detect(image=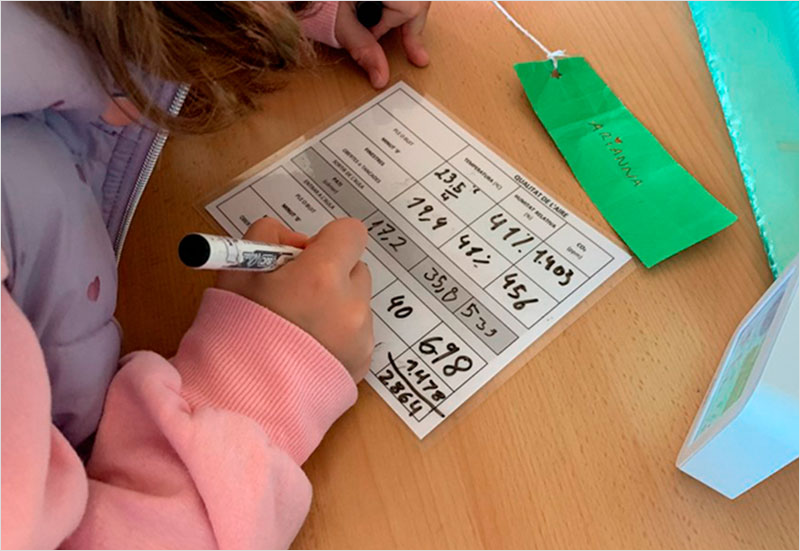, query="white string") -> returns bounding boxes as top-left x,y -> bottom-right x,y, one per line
491,0 -> 567,71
